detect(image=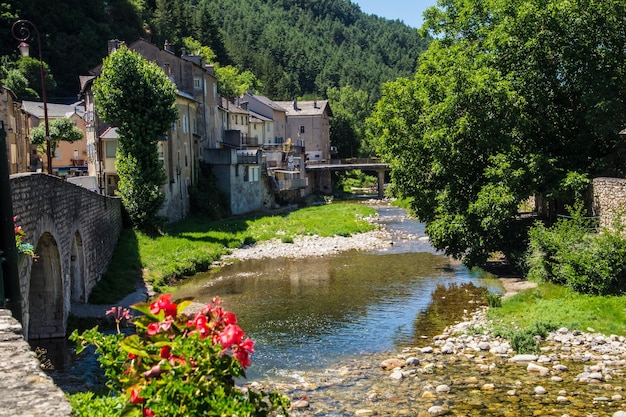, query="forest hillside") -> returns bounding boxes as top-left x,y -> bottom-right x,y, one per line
0,0 -> 430,102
